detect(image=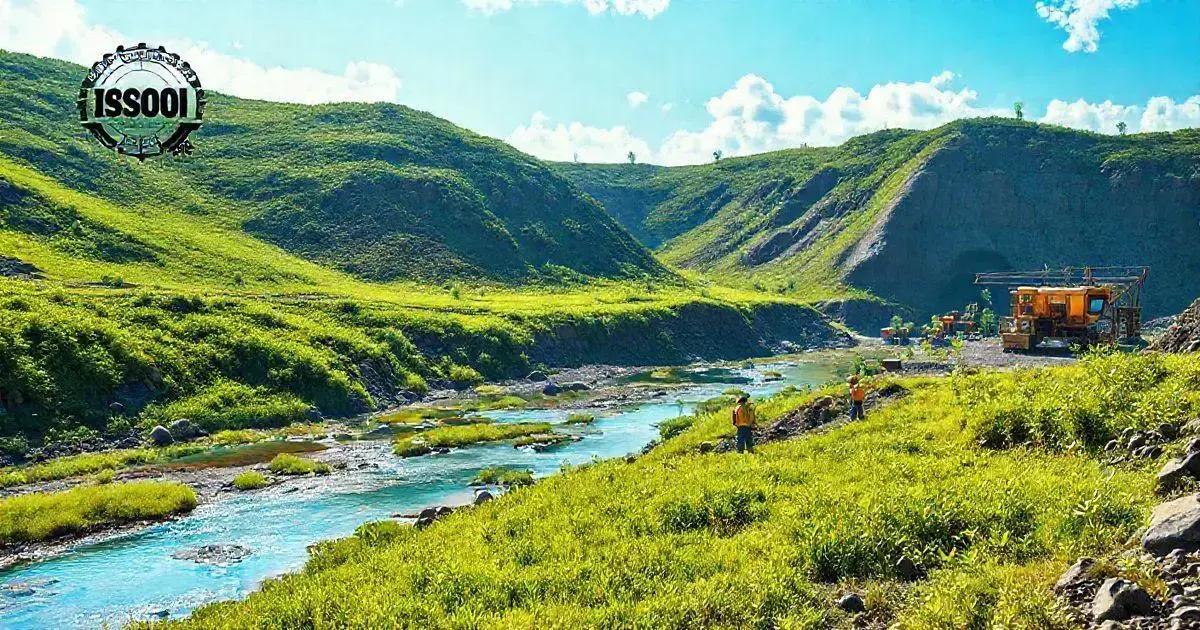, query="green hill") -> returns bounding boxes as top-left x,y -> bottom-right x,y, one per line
556,120 -> 1200,330
0,50 -> 844,449
0,50 -> 662,284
